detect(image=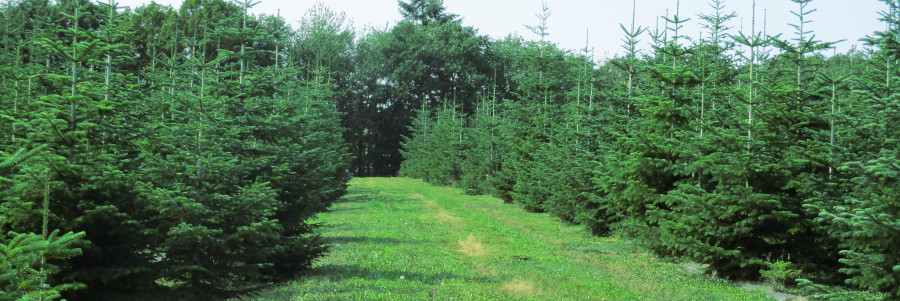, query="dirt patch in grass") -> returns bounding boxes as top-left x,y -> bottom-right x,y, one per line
502,279 -> 537,296
422,200 -> 438,208
410,193 -> 440,209
457,234 -> 485,257
435,211 -> 461,223
493,215 -> 542,234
